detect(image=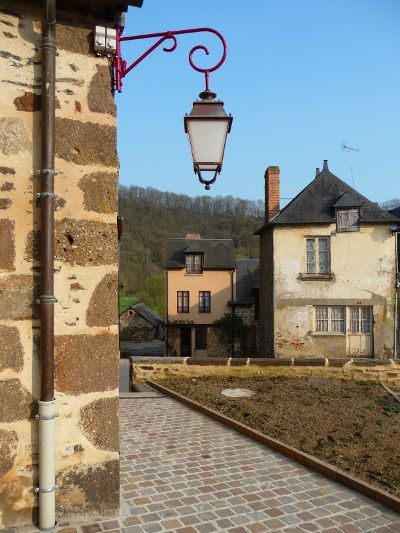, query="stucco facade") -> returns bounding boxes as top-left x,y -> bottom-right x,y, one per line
0,1 -> 122,526
258,163 -> 399,360
166,268 -> 235,357
272,224 -> 397,358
